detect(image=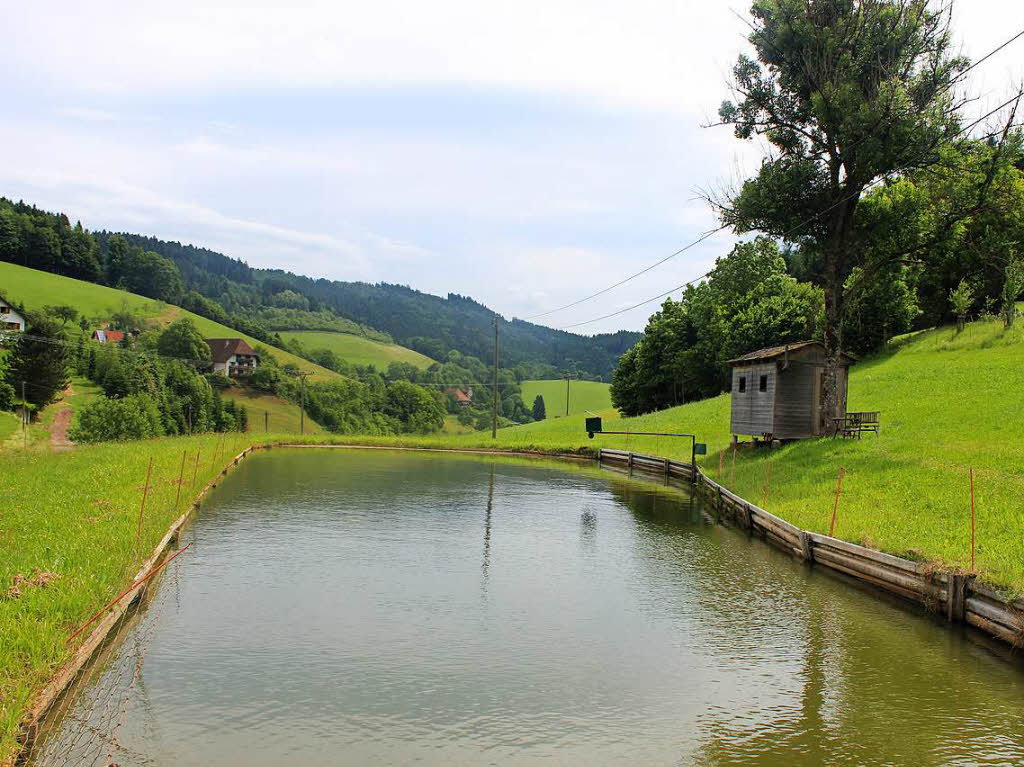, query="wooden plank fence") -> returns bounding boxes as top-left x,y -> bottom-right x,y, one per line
599,448 -> 1024,648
